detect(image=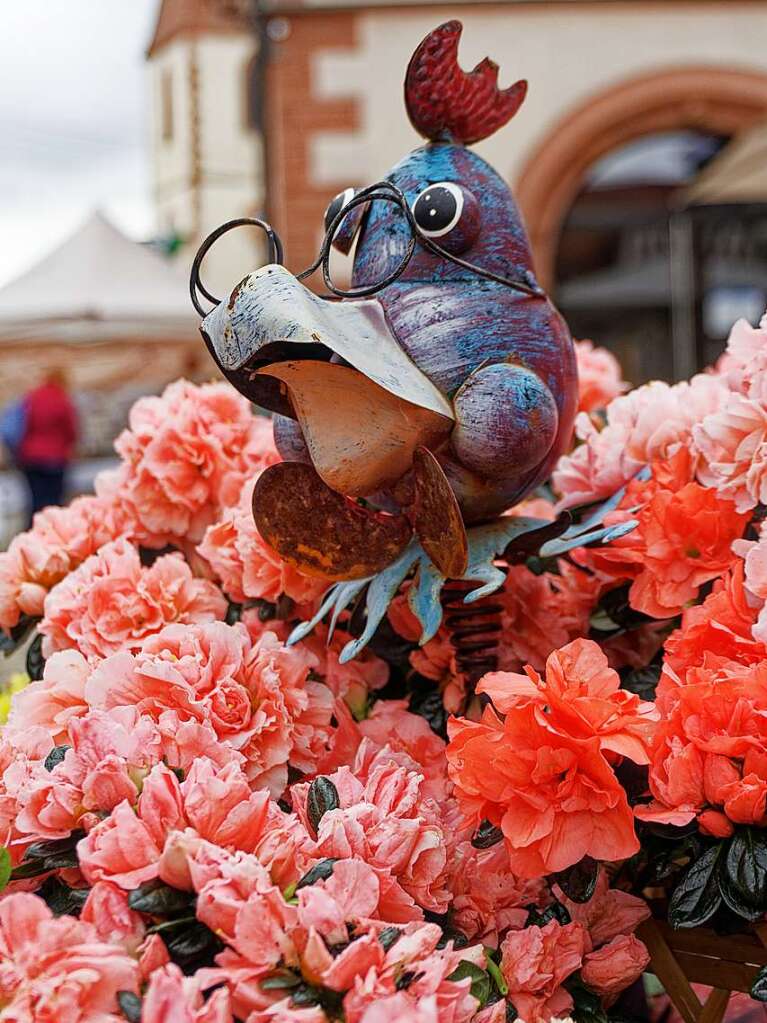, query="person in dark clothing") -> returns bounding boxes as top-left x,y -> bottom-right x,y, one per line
17,368 -> 78,525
